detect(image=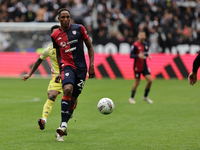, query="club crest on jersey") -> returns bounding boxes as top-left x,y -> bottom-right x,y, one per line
60,41 -> 67,48
65,73 -> 69,76
72,30 -> 76,35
